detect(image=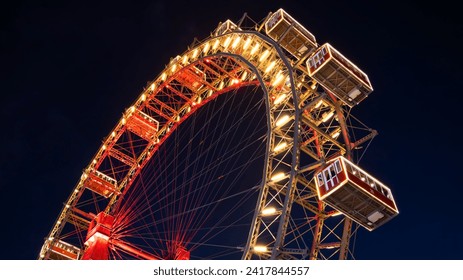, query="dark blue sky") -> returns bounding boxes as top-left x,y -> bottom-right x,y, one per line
1,0 -> 462,259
